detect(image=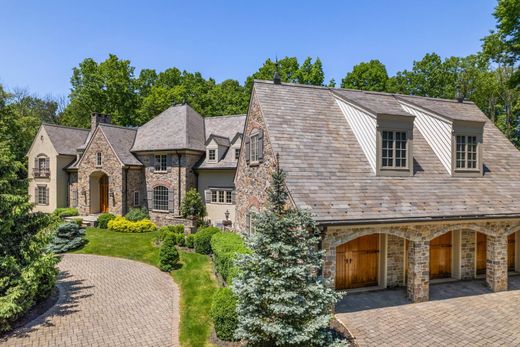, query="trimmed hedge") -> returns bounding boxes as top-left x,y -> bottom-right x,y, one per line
124,207 -> 149,222
185,234 -> 195,248
194,226 -> 220,254
97,213 -> 116,229
159,234 -> 179,272
210,232 -> 249,284
48,222 -> 86,253
53,208 -> 79,218
159,224 -> 185,234
107,216 -> 157,233
210,287 -> 238,341
175,233 -> 186,247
